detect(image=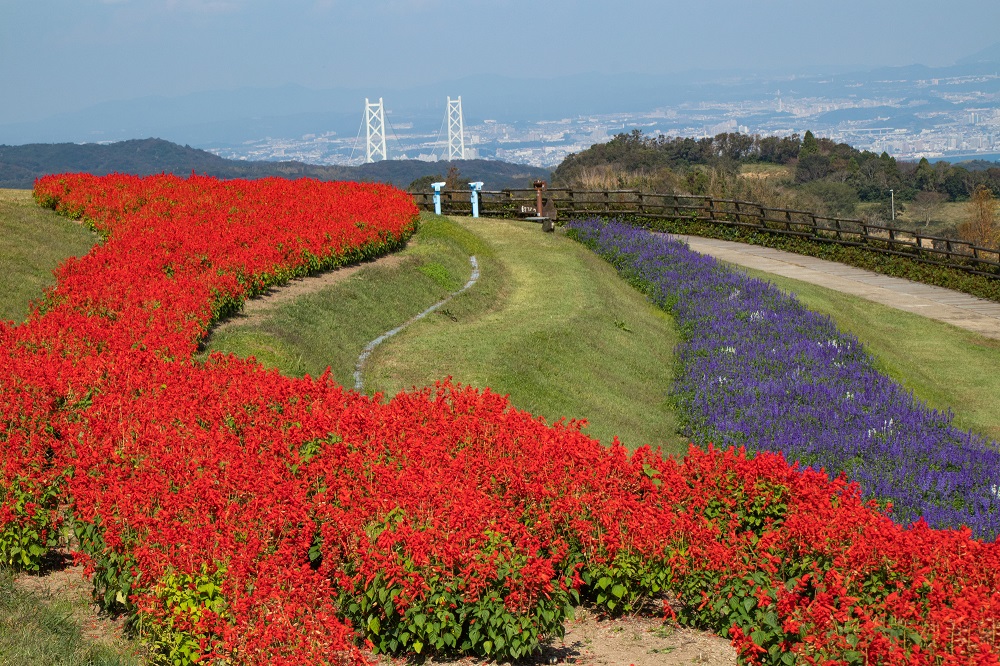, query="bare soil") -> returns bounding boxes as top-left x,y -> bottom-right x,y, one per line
378,607 -> 736,666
